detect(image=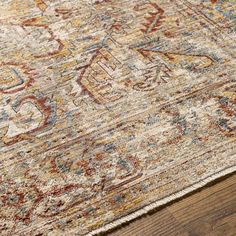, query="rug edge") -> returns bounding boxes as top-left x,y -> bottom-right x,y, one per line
86,166 -> 236,236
